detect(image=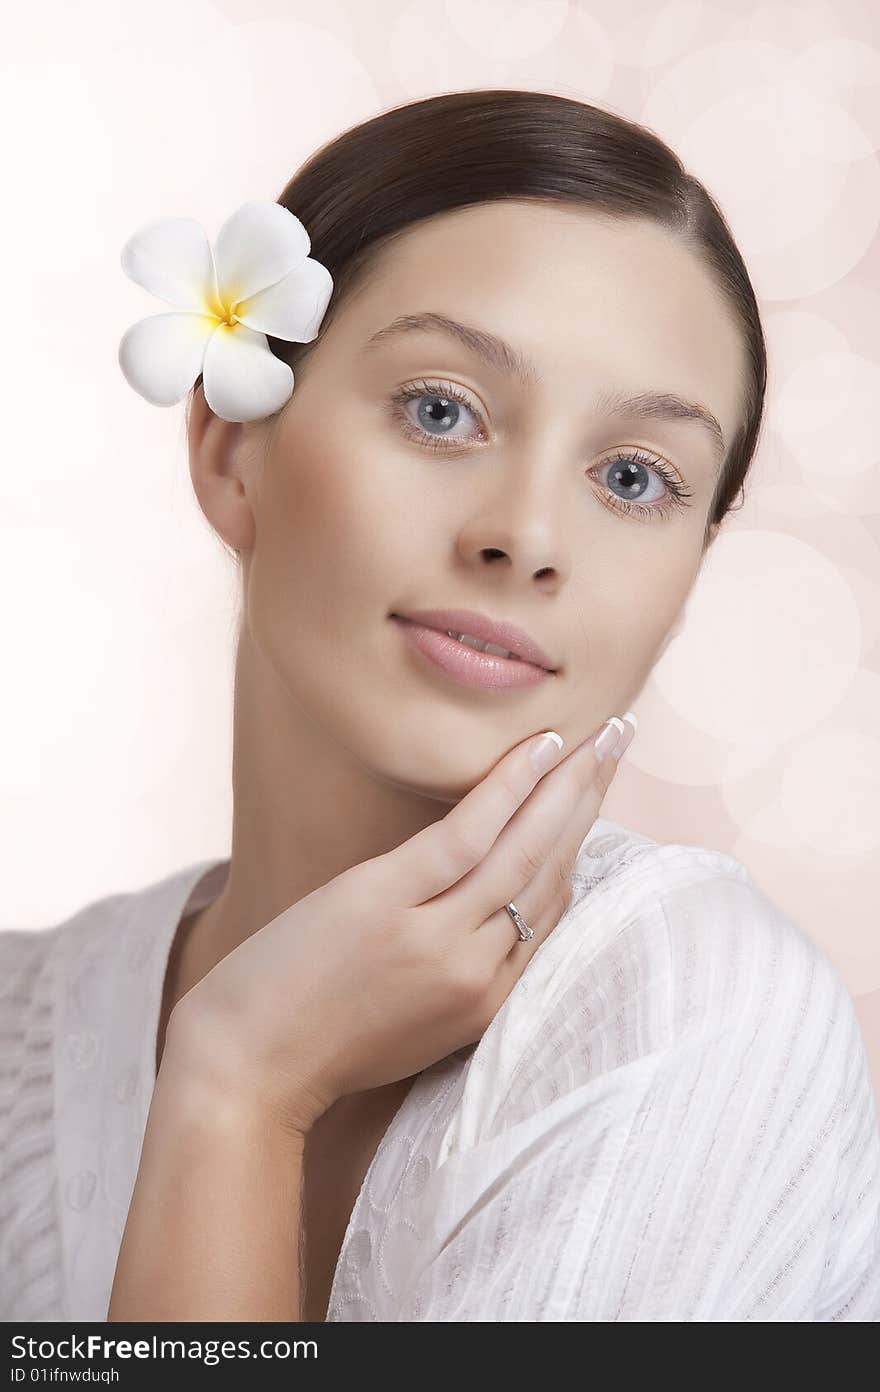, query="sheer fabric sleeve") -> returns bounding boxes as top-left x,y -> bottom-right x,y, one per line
0,928 -> 65,1320
392,871 -> 880,1321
